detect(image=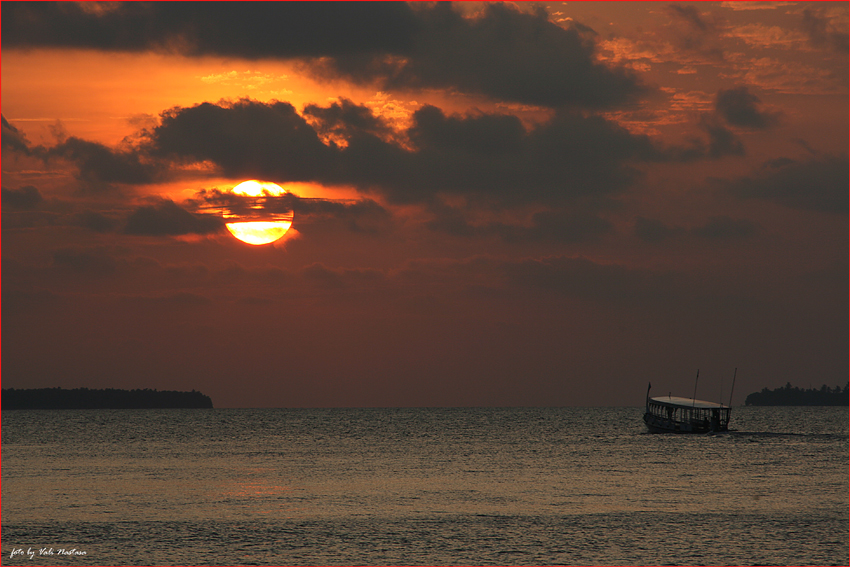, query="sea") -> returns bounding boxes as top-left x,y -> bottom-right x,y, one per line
2,407 -> 847,566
